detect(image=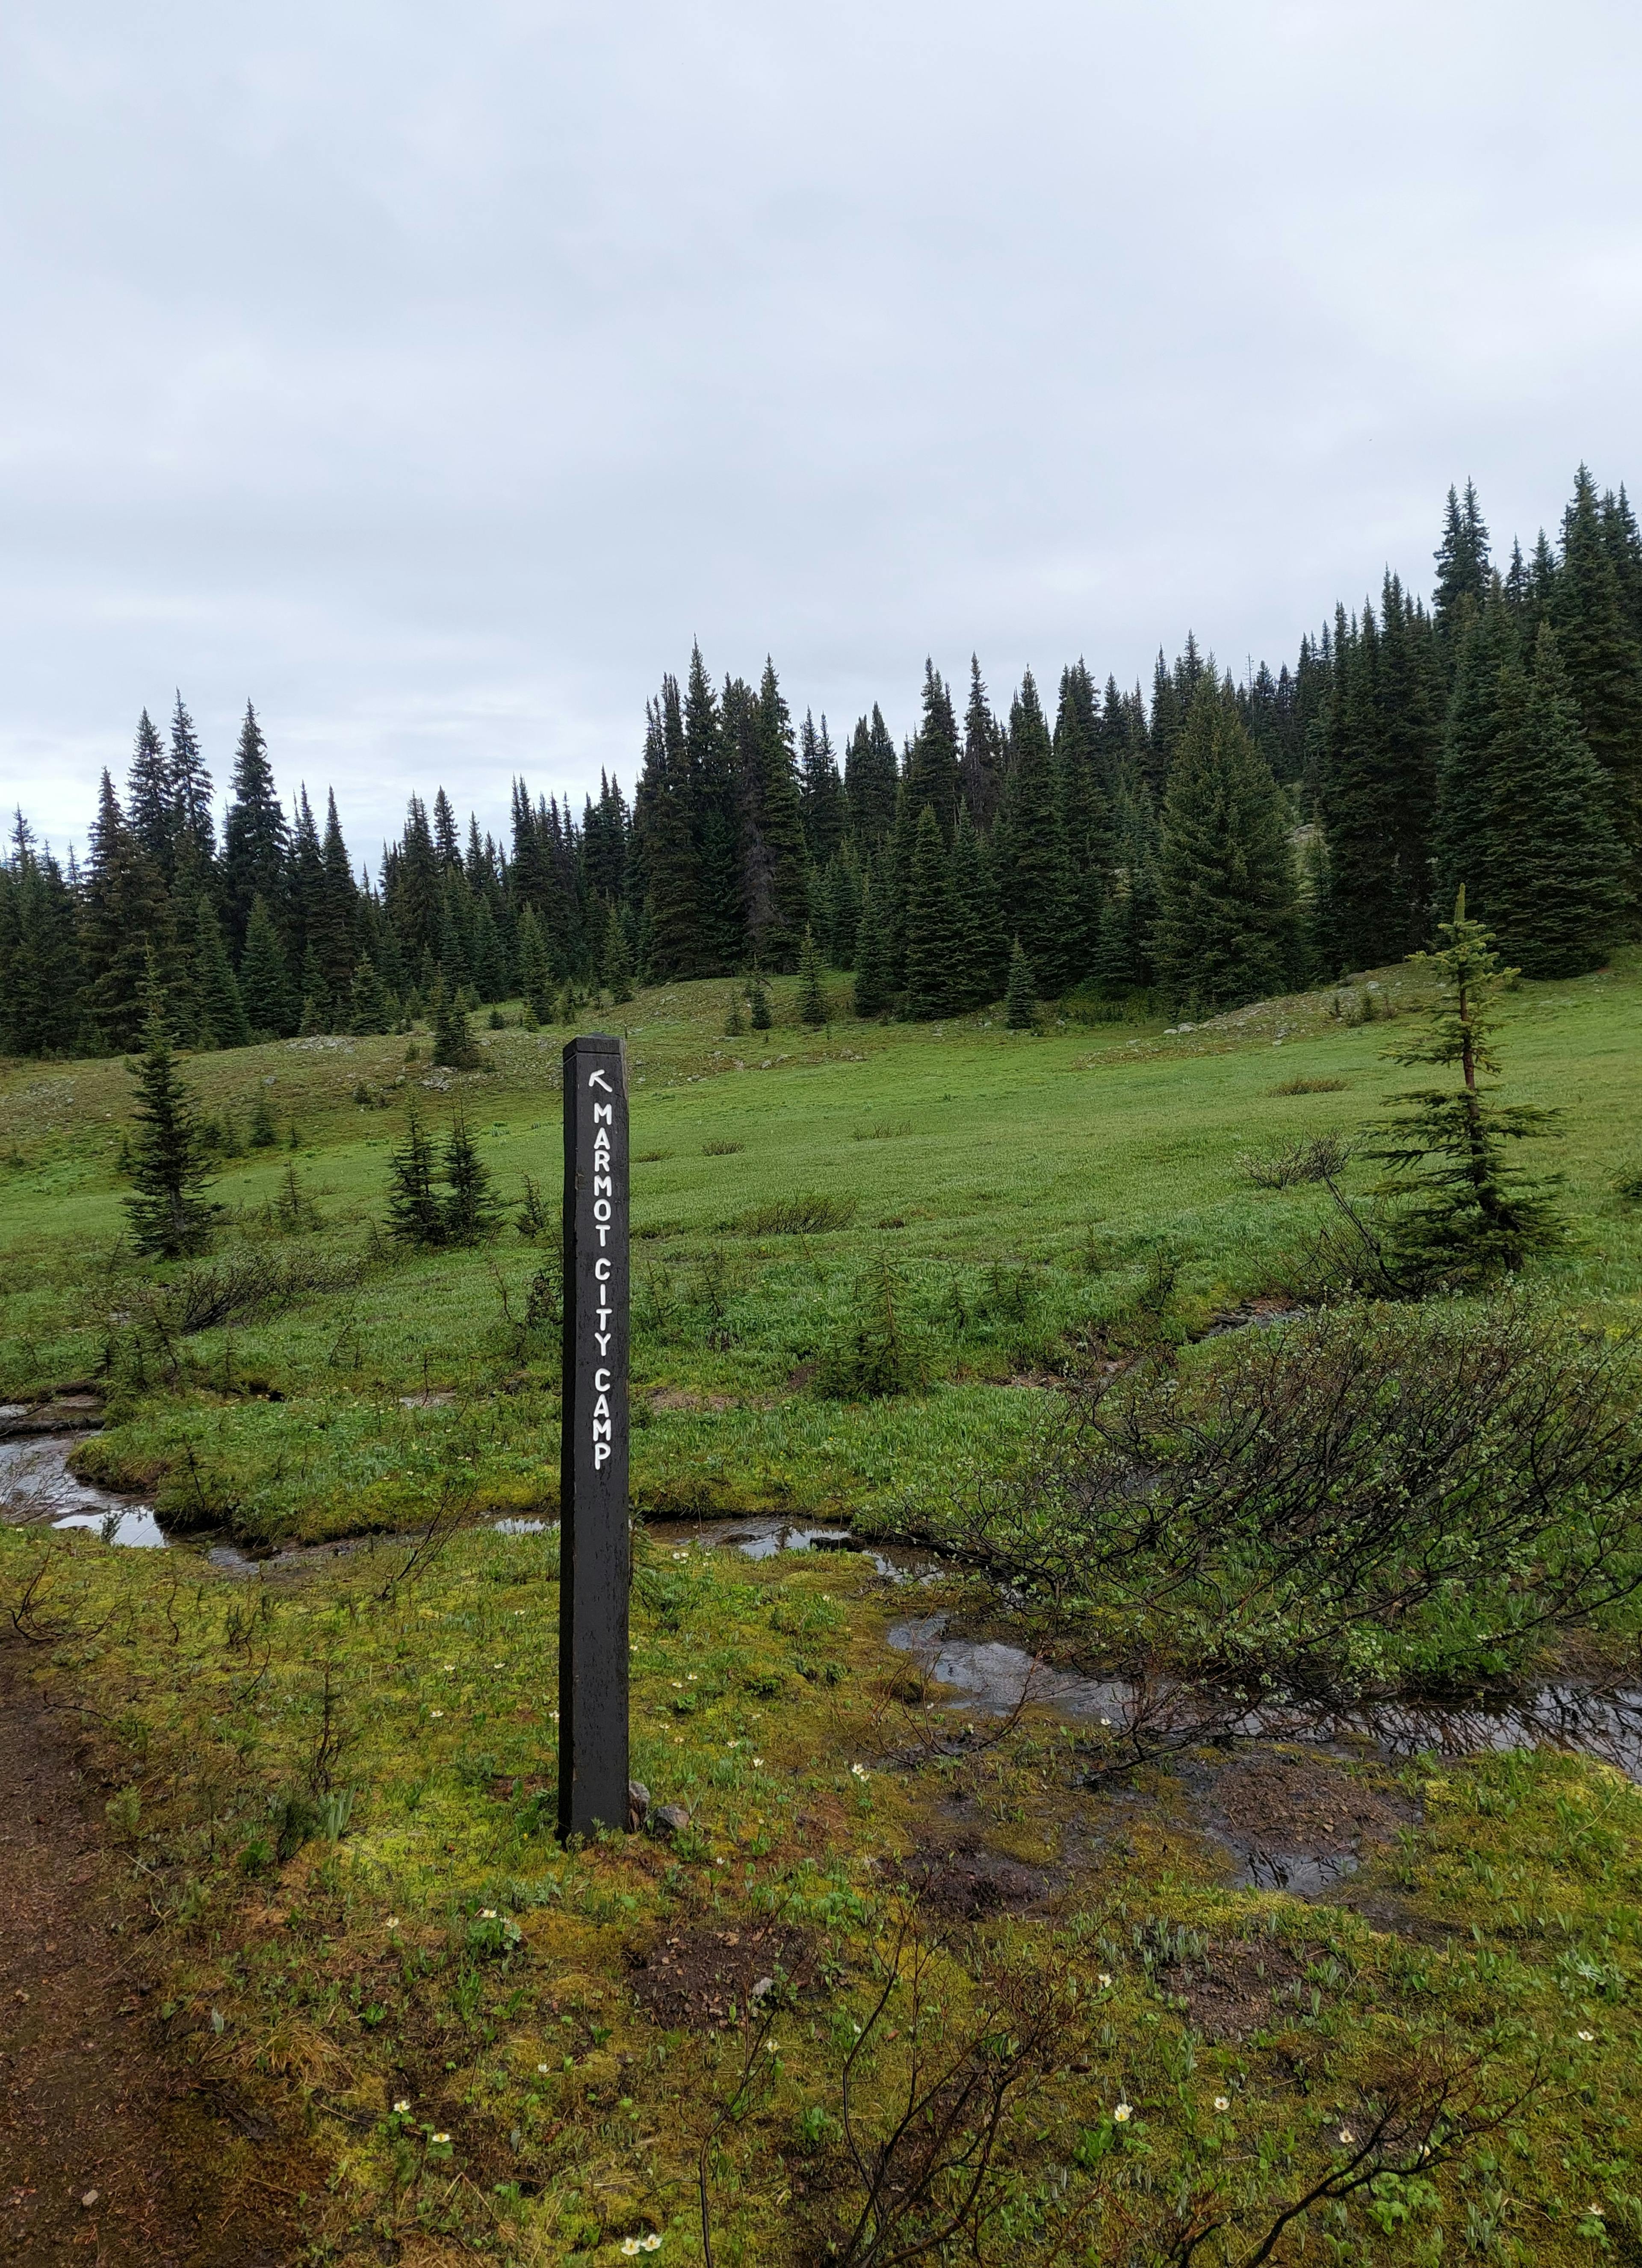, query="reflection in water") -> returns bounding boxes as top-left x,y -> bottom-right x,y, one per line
659,1516 -> 941,1582
886,1612 -> 1642,1784
0,1433 -> 166,1547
